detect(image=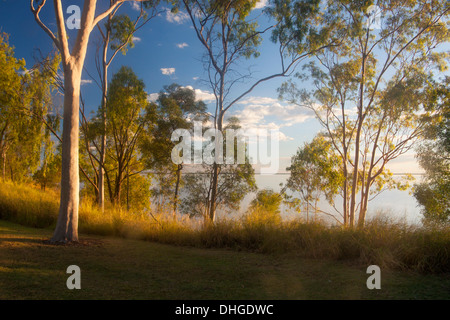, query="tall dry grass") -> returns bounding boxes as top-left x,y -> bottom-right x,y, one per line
0,180 -> 449,273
